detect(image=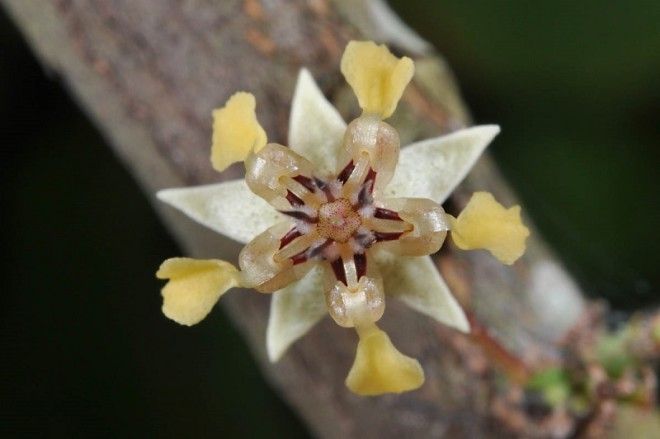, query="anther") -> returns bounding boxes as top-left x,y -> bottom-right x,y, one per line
279,227 -> 302,249
374,231 -> 404,242
286,190 -> 304,207
314,177 -> 335,202
293,175 -> 317,192
365,168 -> 377,193
330,258 -> 347,285
374,208 -> 401,221
280,210 -> 318,223
354,252 -> 367,280
337,161 -> 355,184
